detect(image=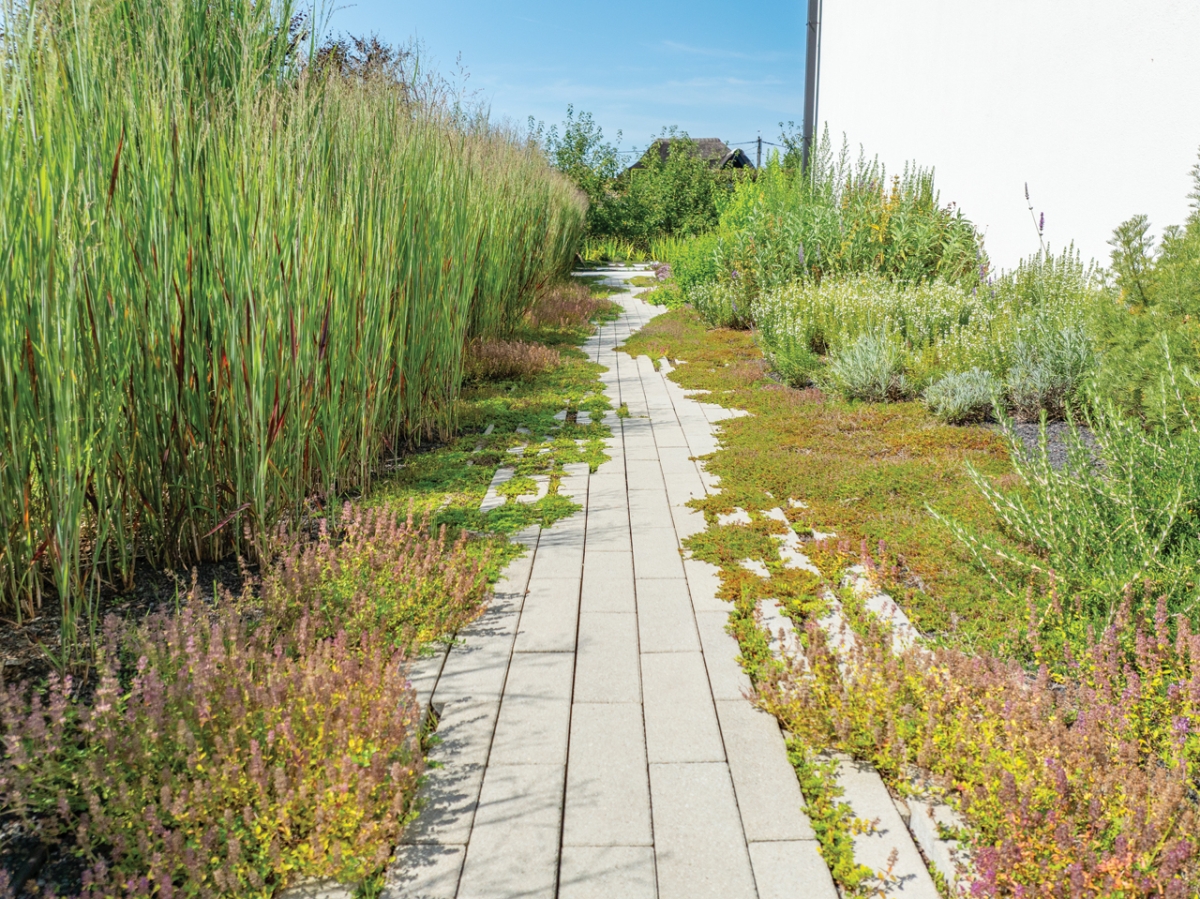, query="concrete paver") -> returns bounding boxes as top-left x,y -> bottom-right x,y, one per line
636,577 -> 702,653
715,700 -> 815,842
649,762 -> 758,899
558,847 -> 657,899
747,841 -> 836,899
641,652 -> 725,763
562,702 -> 653,847
574,612 -> 641,702
456,764 -> 566,899
388,269 -> 838,899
